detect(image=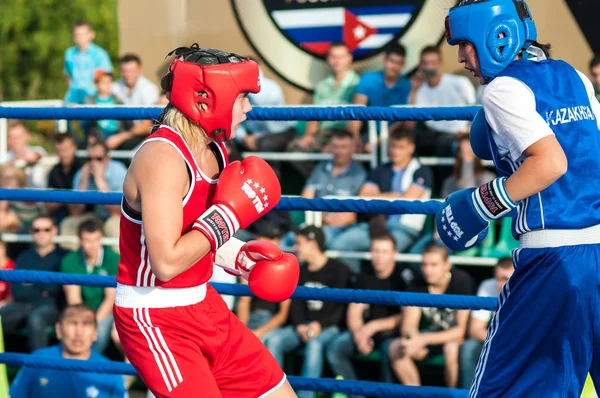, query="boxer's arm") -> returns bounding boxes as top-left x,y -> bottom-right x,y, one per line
134,142 -> 212,282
